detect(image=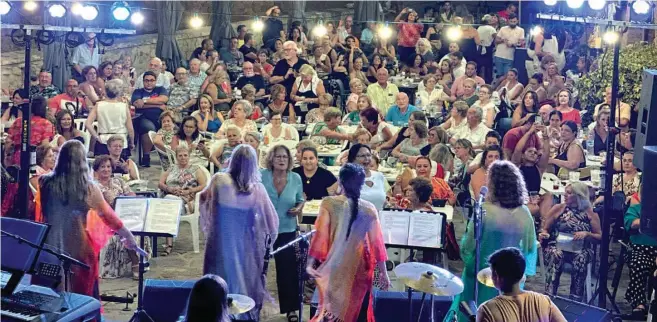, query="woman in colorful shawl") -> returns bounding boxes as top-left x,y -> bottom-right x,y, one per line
306,163 -> 390,322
